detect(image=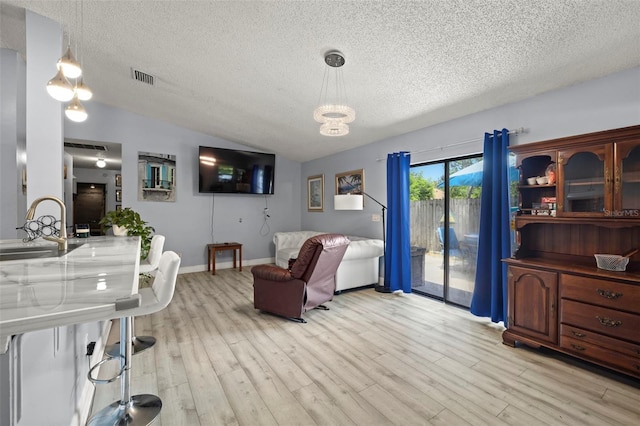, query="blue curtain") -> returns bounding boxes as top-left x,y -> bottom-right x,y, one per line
385,152 -> 411,293
470,129 -> 511,323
